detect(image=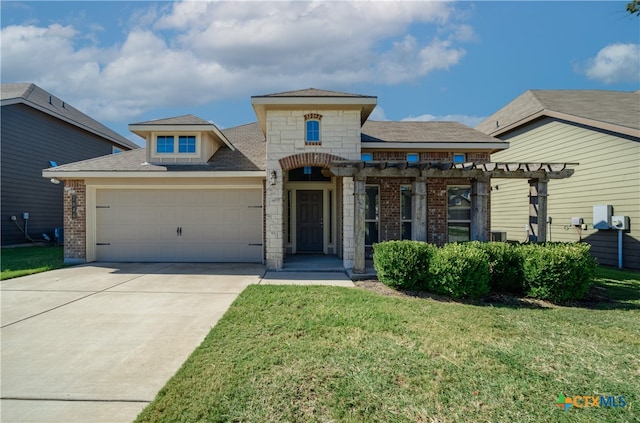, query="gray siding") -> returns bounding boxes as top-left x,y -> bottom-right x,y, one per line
1,104 -> 119,245
490,117 -> 640,270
